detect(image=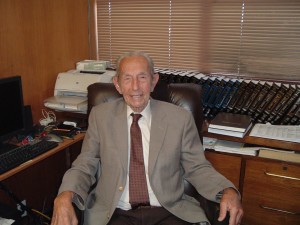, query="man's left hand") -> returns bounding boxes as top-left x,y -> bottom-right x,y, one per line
218,188 -> 243,225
